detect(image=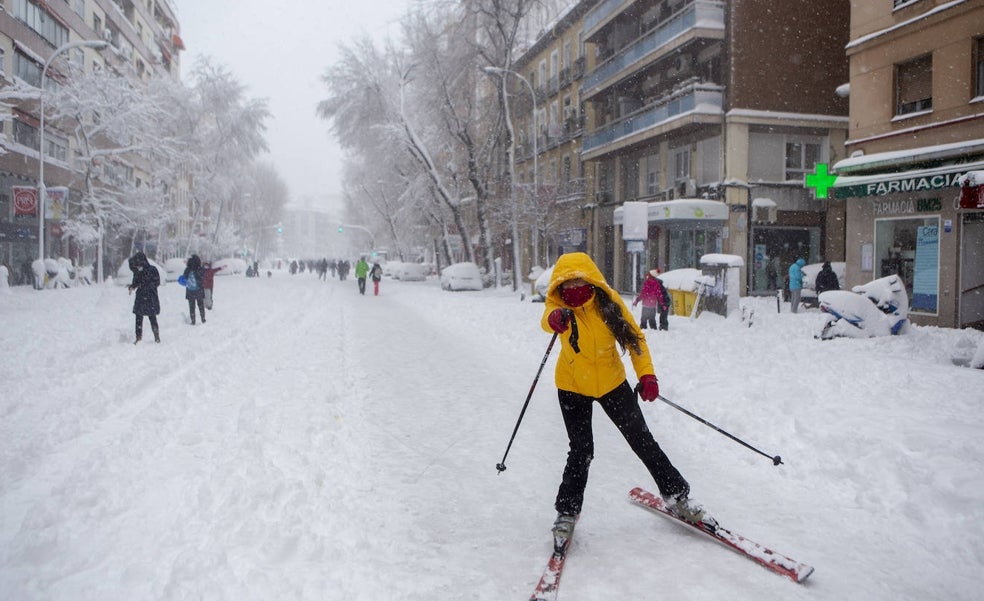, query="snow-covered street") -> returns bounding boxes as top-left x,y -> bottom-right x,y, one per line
1,272 -> 982,600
